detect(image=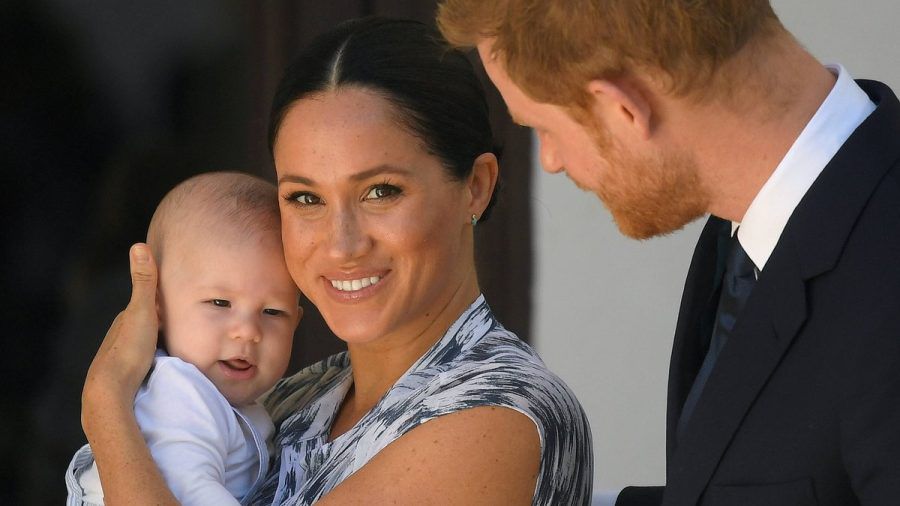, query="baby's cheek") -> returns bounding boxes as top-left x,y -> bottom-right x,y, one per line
267,335 -> 293,377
